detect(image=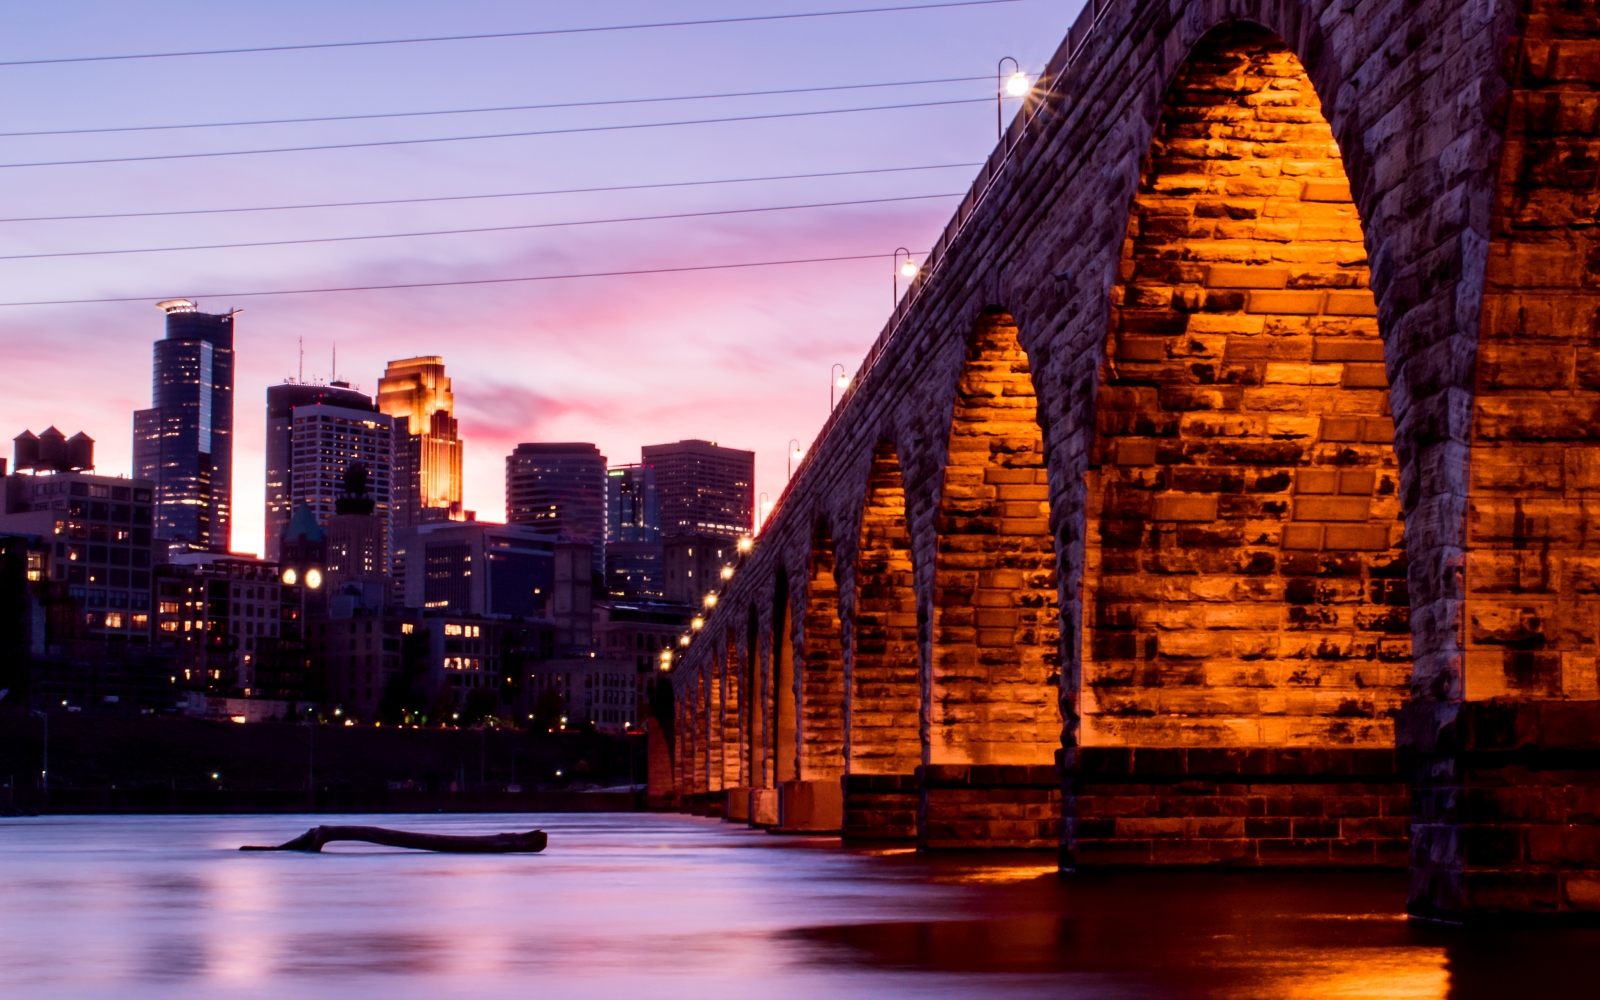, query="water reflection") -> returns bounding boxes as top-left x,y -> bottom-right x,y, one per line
0,814 -> 1593,999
